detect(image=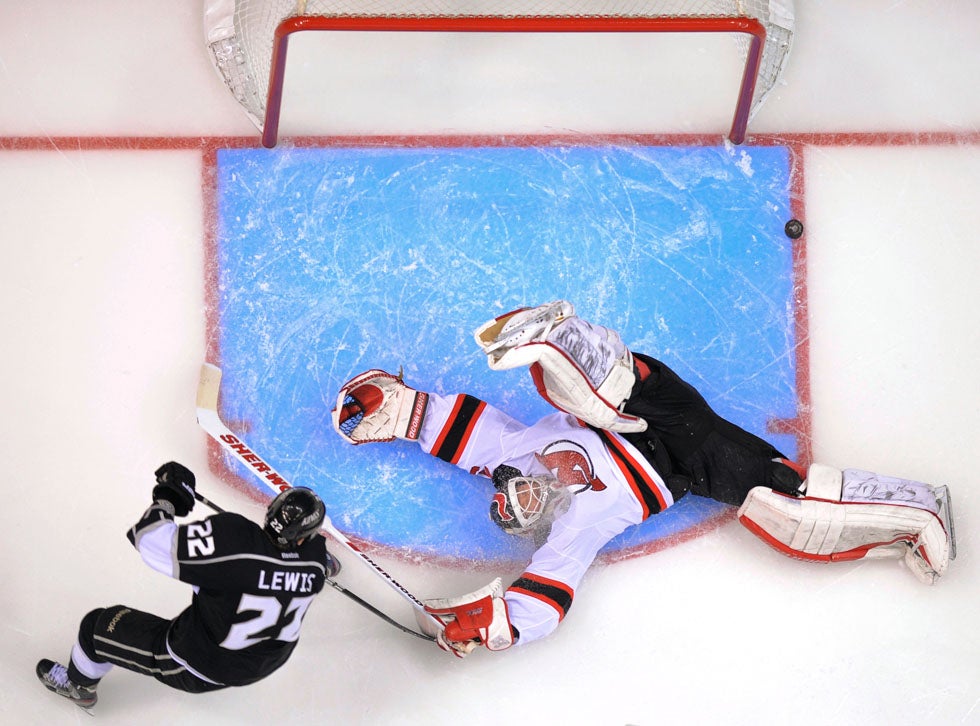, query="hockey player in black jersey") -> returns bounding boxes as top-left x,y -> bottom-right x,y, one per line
36,461 -> 340,709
